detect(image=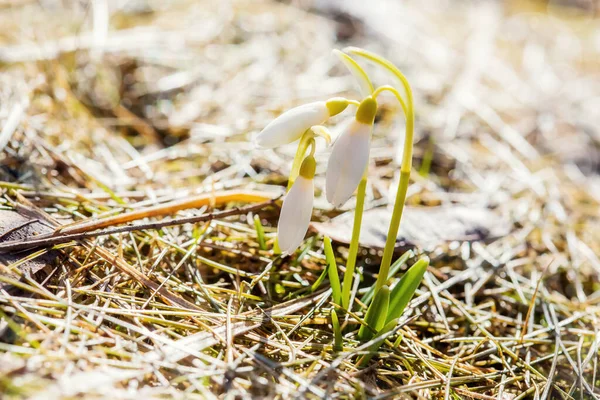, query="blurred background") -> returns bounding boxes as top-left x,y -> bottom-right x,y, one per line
1,0 -> 599,198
